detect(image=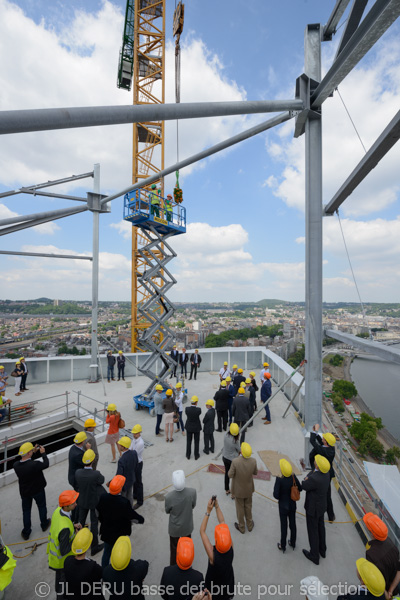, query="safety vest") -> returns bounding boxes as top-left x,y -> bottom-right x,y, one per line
47,508 -> 74,570
0,396 -> 3,407
0,546 -> 17,591
150,191 -> 160,205
165,199 -> 172,213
